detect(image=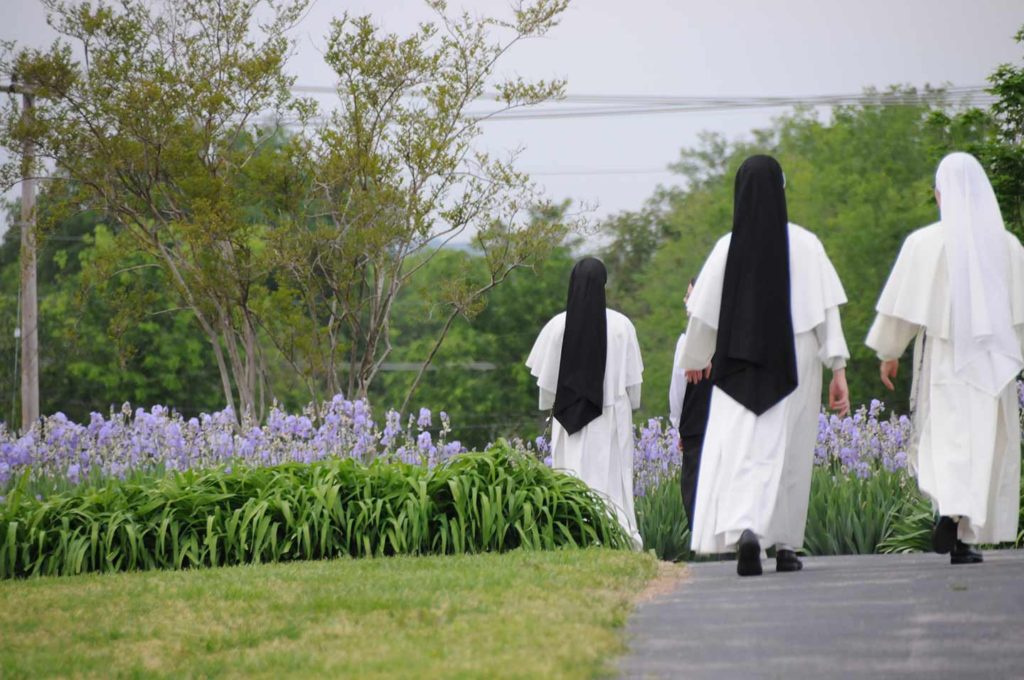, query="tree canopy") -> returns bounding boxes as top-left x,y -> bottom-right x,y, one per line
1,0 -> 573,424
